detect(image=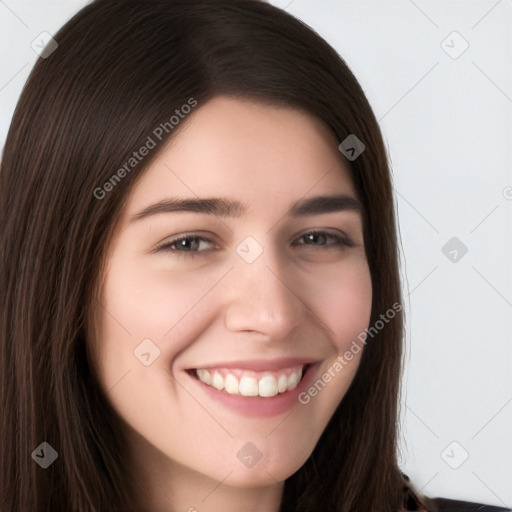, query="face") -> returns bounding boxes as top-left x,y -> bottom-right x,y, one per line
88,96 -> 372,495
